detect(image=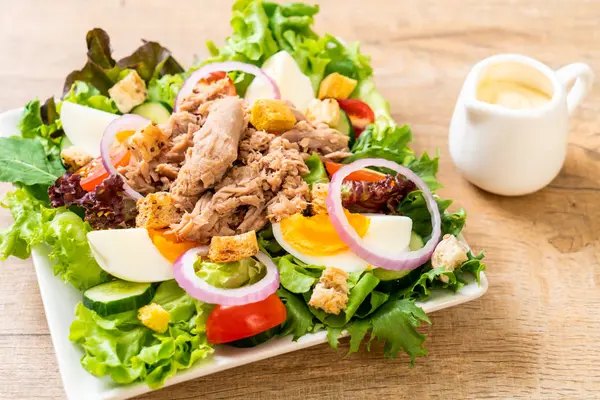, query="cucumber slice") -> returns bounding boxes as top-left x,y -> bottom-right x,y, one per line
373,232 -> 426,281
373,268 -> 410,281
334,110 -> 354,138
83,280 -> 155,317
132,102 -> 171,124
409,231 -> 425,251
